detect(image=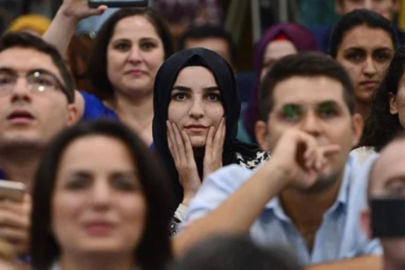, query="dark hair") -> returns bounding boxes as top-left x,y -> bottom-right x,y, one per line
0,31 -> 74,103
329,9 -> 398,58
171,234 -> 301,270
66,34 -> 95,93
178,25 -> 236,65
30,120 -> 174,270
87,8 -> 173,100
259,52 -> 356,122
360,46 -> 405,151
